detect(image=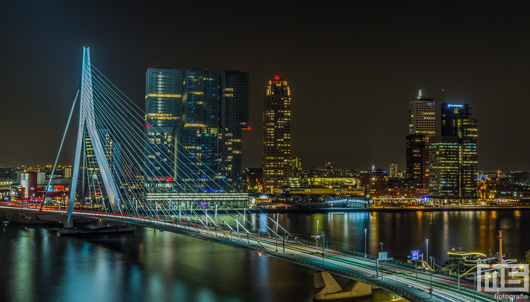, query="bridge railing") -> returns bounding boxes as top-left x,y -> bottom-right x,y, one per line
295,236 -> 420,270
